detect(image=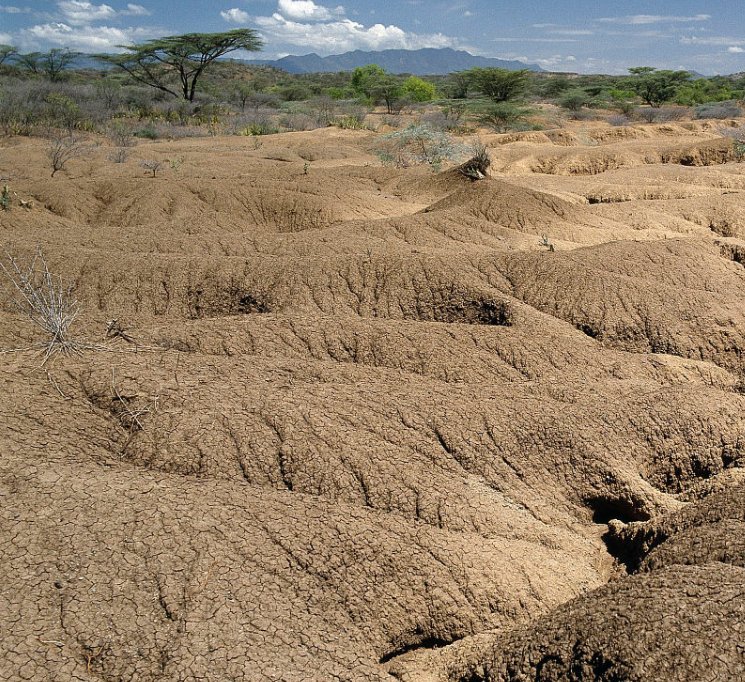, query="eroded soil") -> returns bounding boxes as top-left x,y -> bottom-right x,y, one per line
2,120 -> 745,681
